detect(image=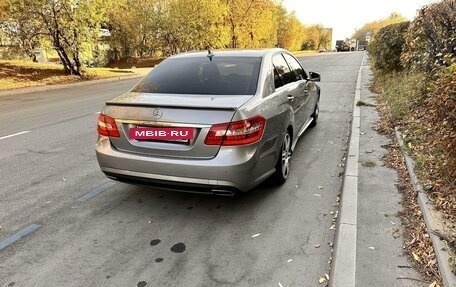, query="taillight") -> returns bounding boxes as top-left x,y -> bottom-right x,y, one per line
204,116 -> 266,146
97,113 -> 120,137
